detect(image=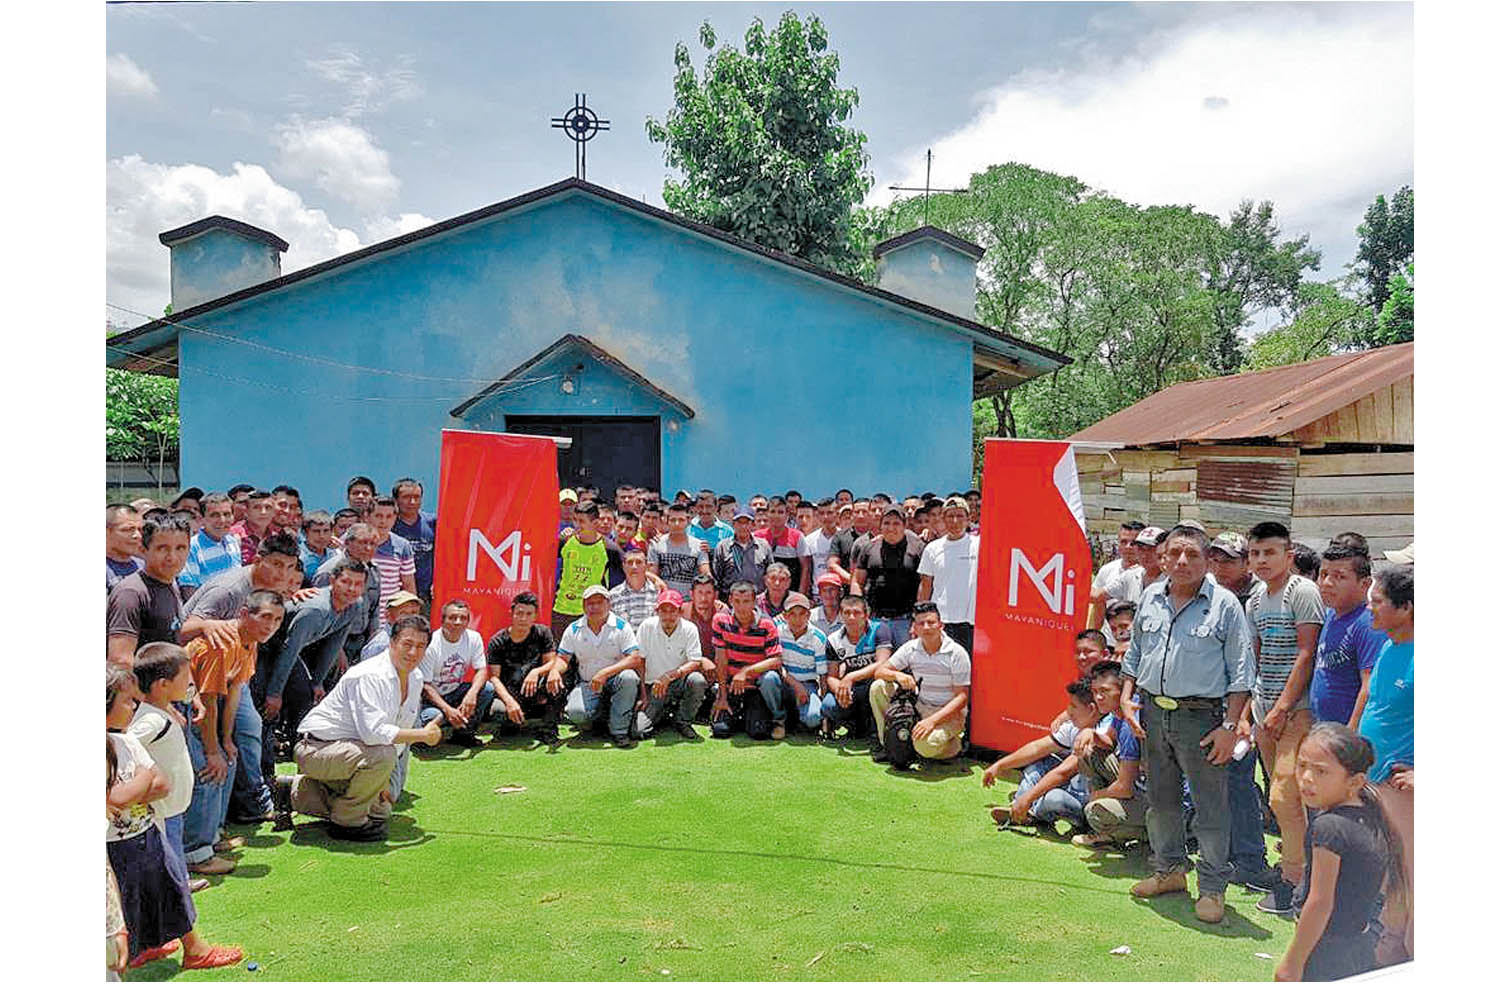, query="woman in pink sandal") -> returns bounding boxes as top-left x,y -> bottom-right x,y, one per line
106,665 -> 242,971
